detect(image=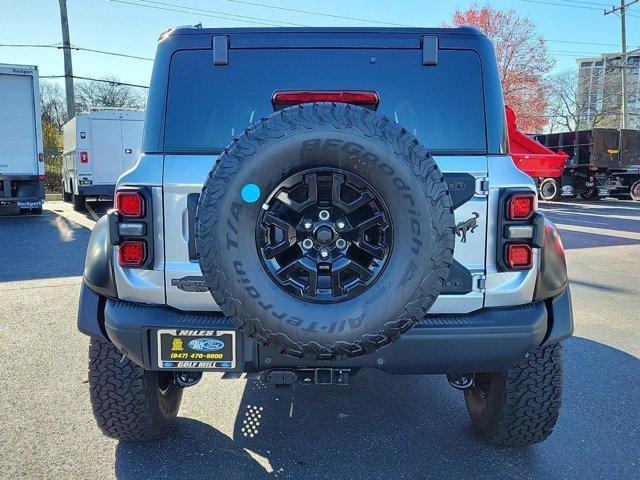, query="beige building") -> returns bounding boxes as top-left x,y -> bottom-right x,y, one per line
576,52 -> 640,129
